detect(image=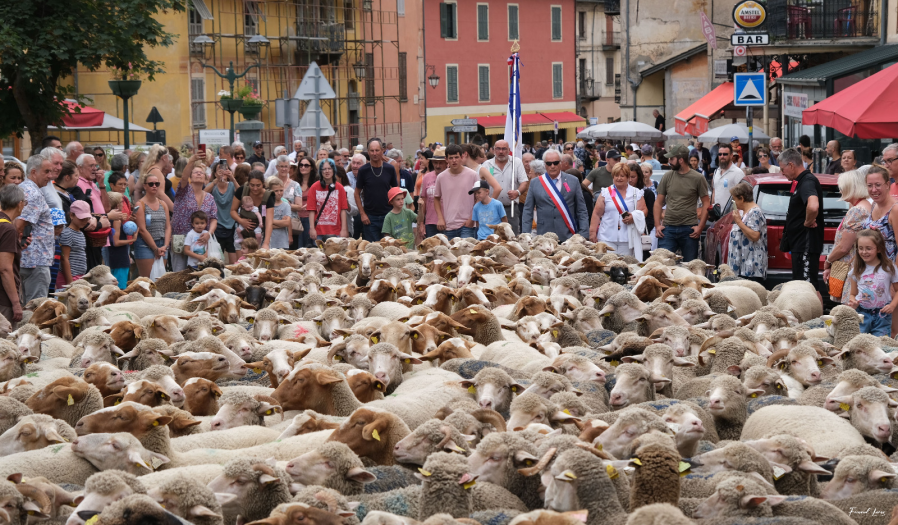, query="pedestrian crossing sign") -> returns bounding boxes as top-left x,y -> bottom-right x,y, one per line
734,73 -> 766,106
